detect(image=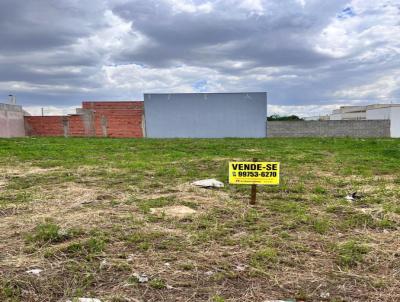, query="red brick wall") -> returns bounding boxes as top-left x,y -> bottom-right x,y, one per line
83,101 -> 143,138
67,115 -> 87,137
82,101 -> 143,110
24,101 -> 144,138
24,116 -> 65,136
